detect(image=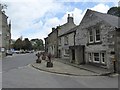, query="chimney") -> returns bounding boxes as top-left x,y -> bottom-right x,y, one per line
52,27 -> 55,31
67,14 -> 74,23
